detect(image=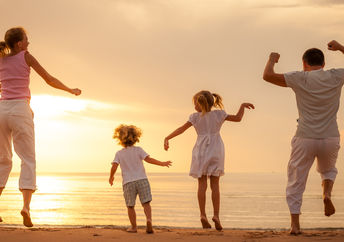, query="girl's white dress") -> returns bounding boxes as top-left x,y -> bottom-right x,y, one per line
188,110 -> 227,178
